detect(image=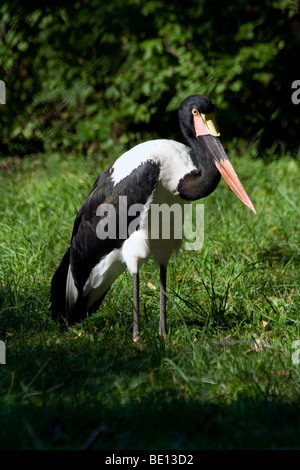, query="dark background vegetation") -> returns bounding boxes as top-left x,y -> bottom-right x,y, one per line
0,0 -> 299,158
1,0 -> 300,451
